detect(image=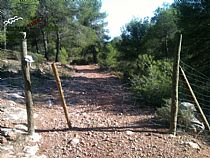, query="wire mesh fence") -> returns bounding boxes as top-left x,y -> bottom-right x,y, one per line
178,60 -> 210,133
